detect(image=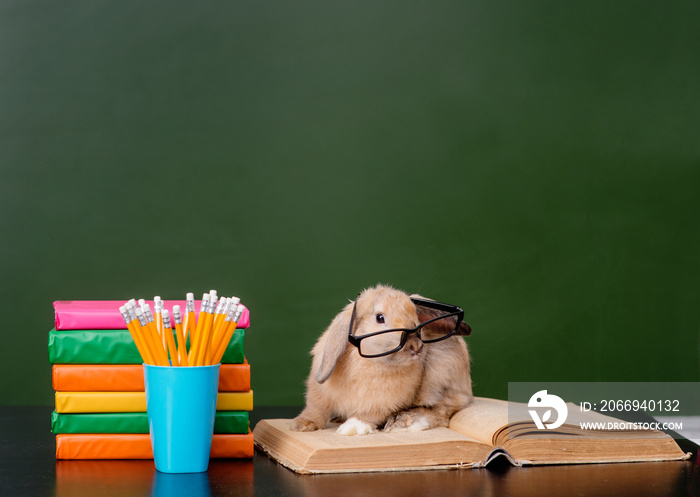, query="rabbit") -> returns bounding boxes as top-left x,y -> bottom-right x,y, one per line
291,284 -> 472,436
